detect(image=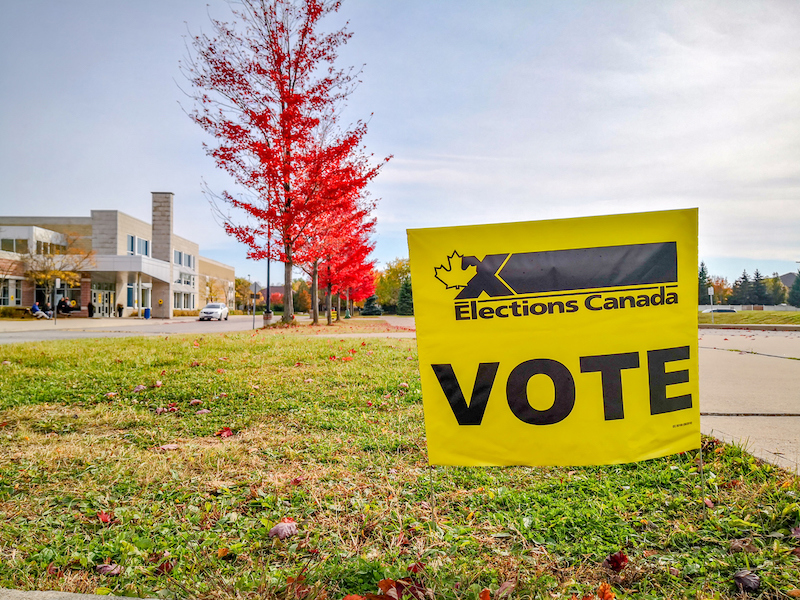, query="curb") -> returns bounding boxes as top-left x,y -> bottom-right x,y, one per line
699,323 -> 800,331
